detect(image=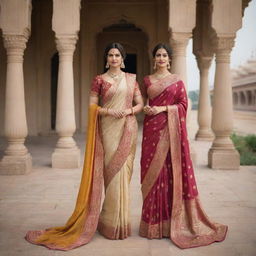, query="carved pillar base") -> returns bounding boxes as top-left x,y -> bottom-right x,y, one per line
195,129 -> 214,141
208,148 -> 239,170
0,153 -> 32,175
52,148 -> 80,169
